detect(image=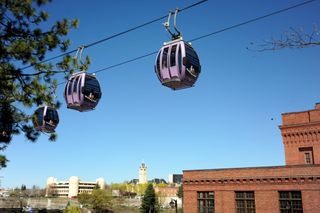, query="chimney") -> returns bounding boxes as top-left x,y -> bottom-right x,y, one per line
315,103 -> 320,110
